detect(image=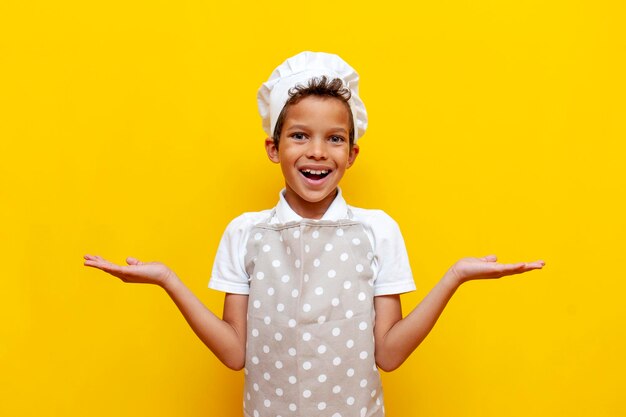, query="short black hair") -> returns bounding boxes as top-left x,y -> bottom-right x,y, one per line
272,76 -> 354,149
